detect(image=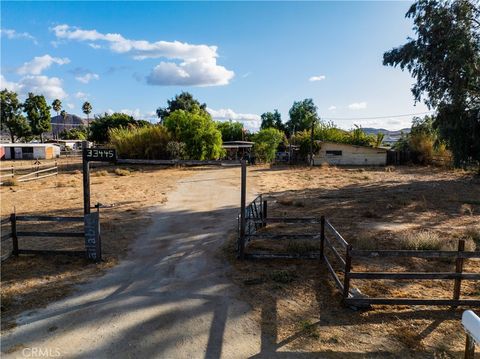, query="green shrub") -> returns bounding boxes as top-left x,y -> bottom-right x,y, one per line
109,125 -> 170,159
163,110 -> 223,160
253,127 -> 285,163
